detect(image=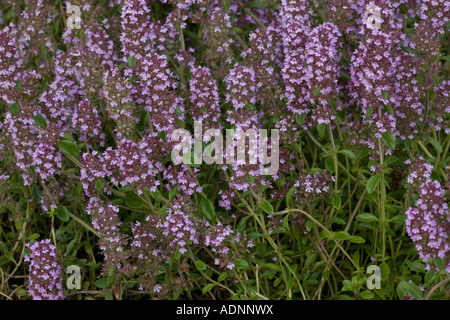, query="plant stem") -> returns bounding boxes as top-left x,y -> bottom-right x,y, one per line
378,138 -> 386,262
